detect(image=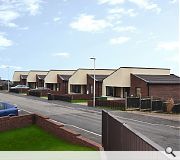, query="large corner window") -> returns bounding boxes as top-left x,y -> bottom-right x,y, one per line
71,85 -> 81,93
106,86 -> 113,96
